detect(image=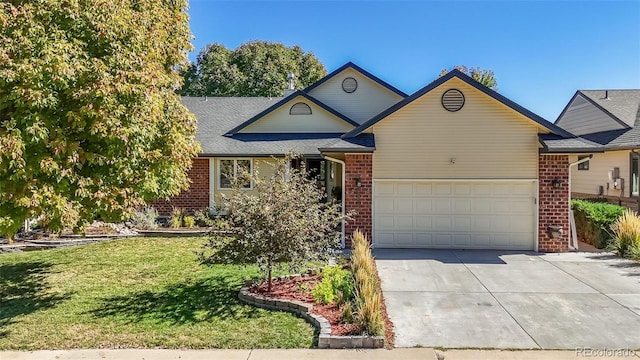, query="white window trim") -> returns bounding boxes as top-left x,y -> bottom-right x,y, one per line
217,158 -> 254,190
